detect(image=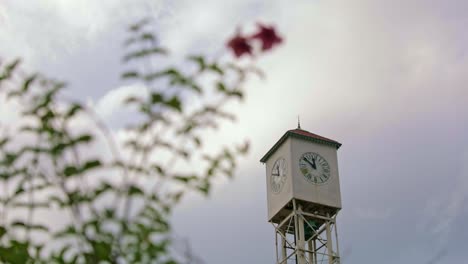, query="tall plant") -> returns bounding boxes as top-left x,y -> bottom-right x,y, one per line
0,19 -> 282,263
